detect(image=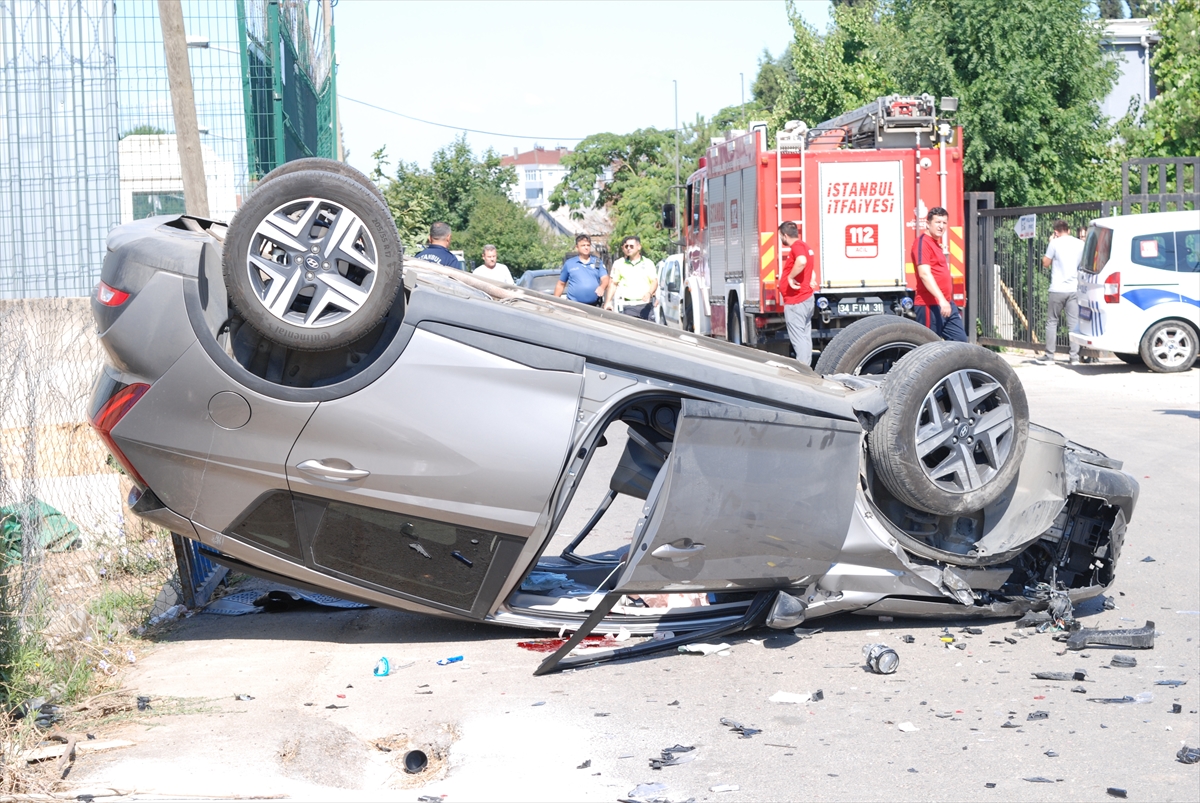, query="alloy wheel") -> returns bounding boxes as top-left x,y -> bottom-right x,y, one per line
914,368 -> 1015,494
